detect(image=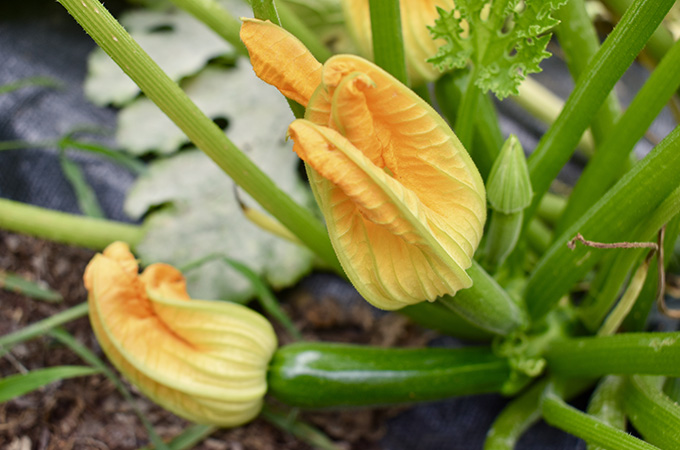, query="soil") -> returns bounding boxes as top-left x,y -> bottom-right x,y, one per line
0,230 -> 435,450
